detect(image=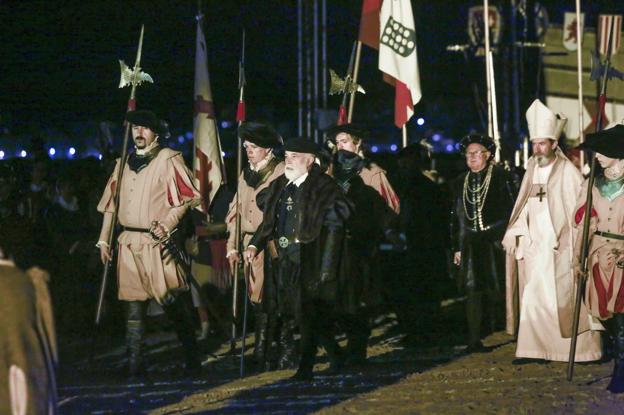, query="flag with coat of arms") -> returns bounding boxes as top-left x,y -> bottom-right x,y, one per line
359,0 -> 422,128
